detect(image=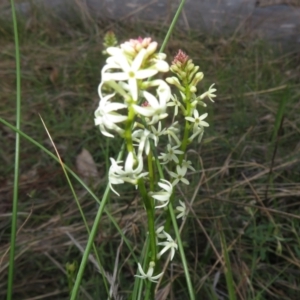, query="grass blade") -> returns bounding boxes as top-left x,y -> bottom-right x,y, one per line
6,1 -> 21,299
